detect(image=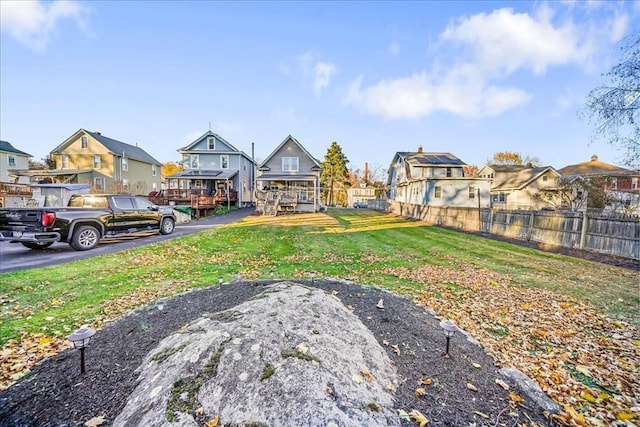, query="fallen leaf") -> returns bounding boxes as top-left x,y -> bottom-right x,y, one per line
415,387 -> 426,397
467,382 -> 478,392
205,415 -> 219,427
84,415 -> 106,427
409,409 -> 429,427
391,344 -> 400,355
382,340 -> 389,346
295,344 -> 308,354
398,409 -> 410,422
473,411 -> 490,419
495,378 -> 510,390
575,365 -> 592,377
385,382 -> 395,392
360,368 -> 374,382
420,378 -> 432,385
616,412 -> 634,421
471,362 -> 481,369
509,391 -> 525,403
326,386 -> 333,395
352,374 -> 363,384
